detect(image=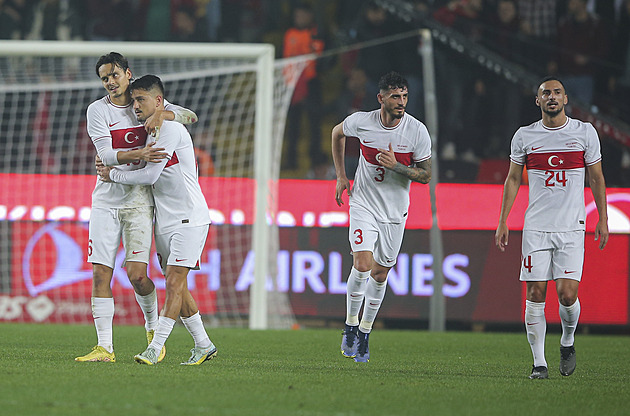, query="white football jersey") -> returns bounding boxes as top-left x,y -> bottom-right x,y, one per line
109,120 -> 211,235
343,110 -> 432,223
87,95 -> 152,209
510,117 -> 602,232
